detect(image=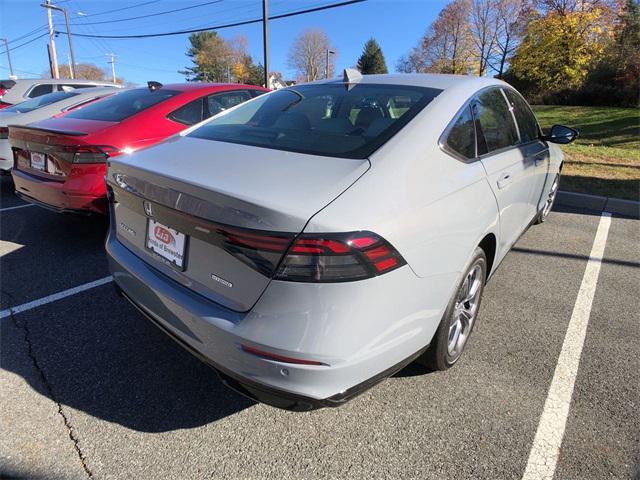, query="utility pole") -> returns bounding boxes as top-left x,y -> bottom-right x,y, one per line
0,38 -> 14,78
262,0 -> 269,88
106,53 -> 117,83
325,49 -> 335,79
41,2 -> 75,79
44,0 -> 59,78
